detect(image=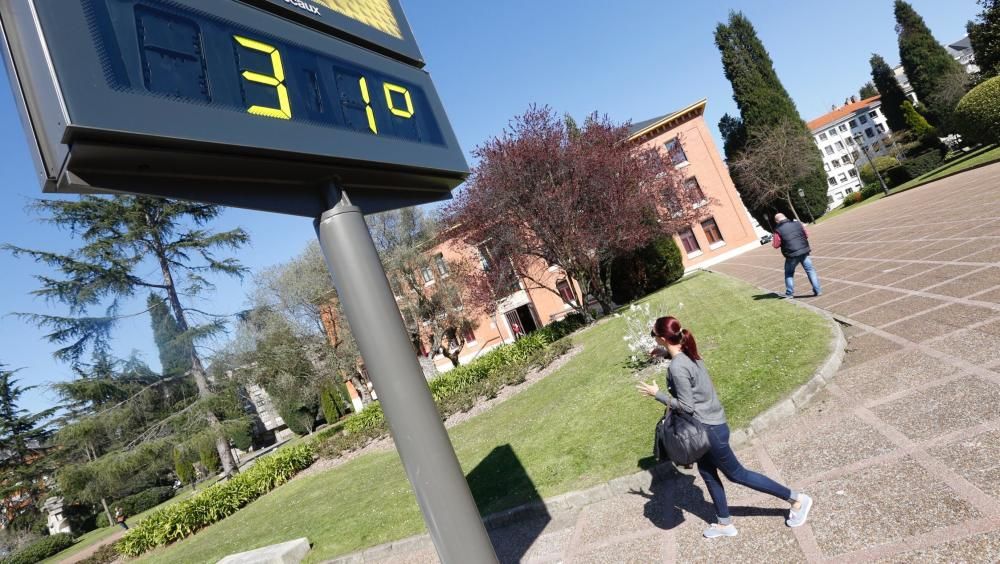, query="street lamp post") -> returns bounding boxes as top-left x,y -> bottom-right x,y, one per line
797,188 -> 815,223
853,134 -> 890,196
